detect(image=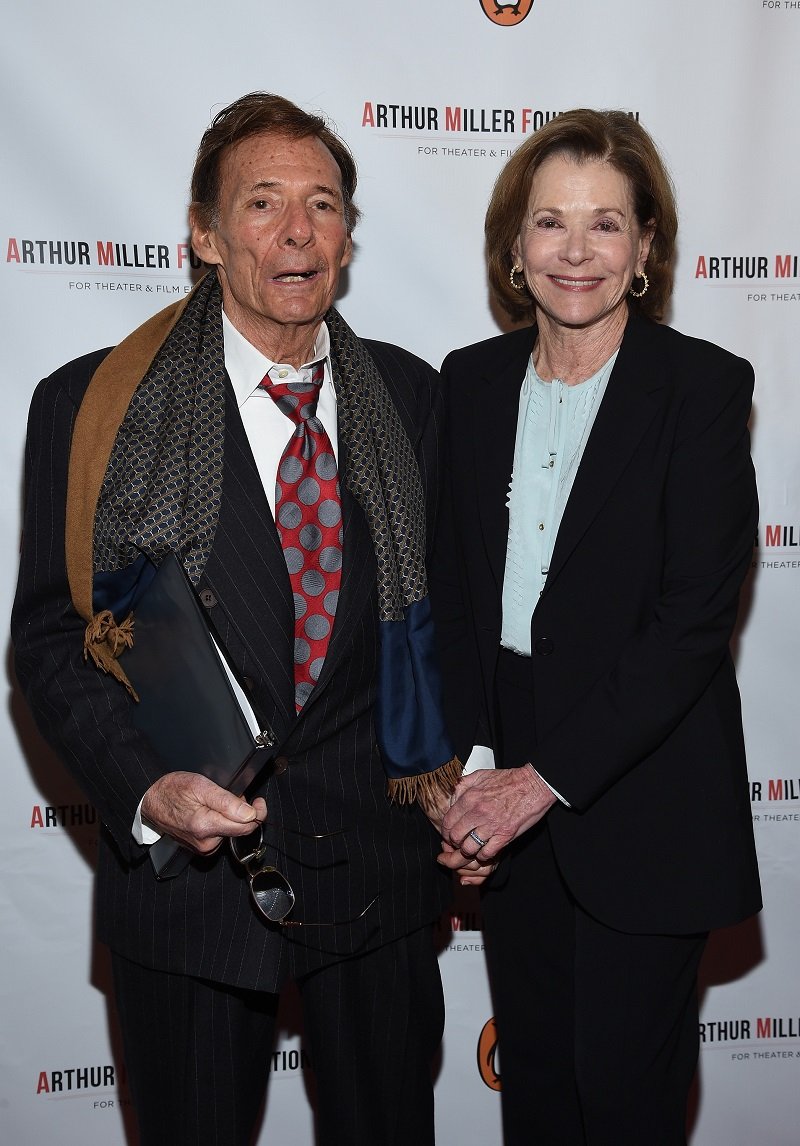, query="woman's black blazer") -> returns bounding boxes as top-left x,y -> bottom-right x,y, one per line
432,312 -> 761,935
